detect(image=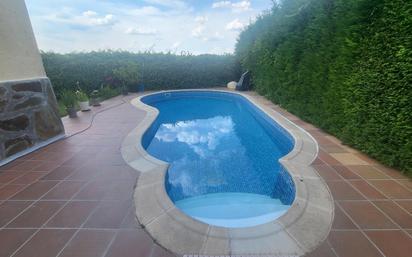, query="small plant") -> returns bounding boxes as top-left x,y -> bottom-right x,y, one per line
75,90 -> 89,102
59,90 -> 77,118
75,90 -> 90,111
60,90 -> 77,108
